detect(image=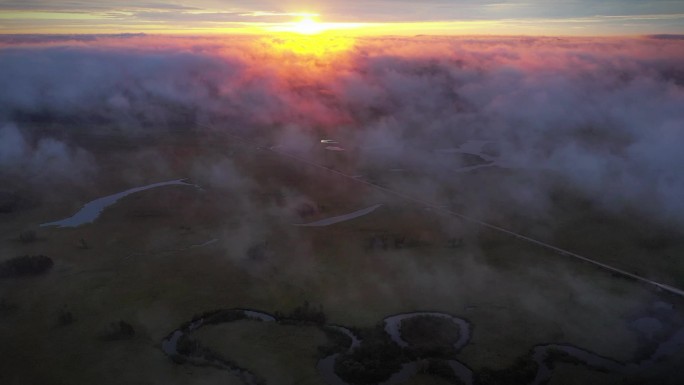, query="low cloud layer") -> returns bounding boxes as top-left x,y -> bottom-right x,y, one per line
0,123 -> 94,183
1,35 -> 683,228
